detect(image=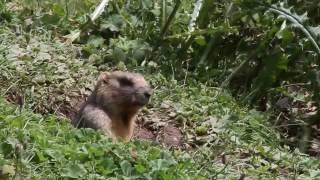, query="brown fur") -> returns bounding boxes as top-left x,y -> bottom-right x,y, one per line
72,71 -> 152,141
